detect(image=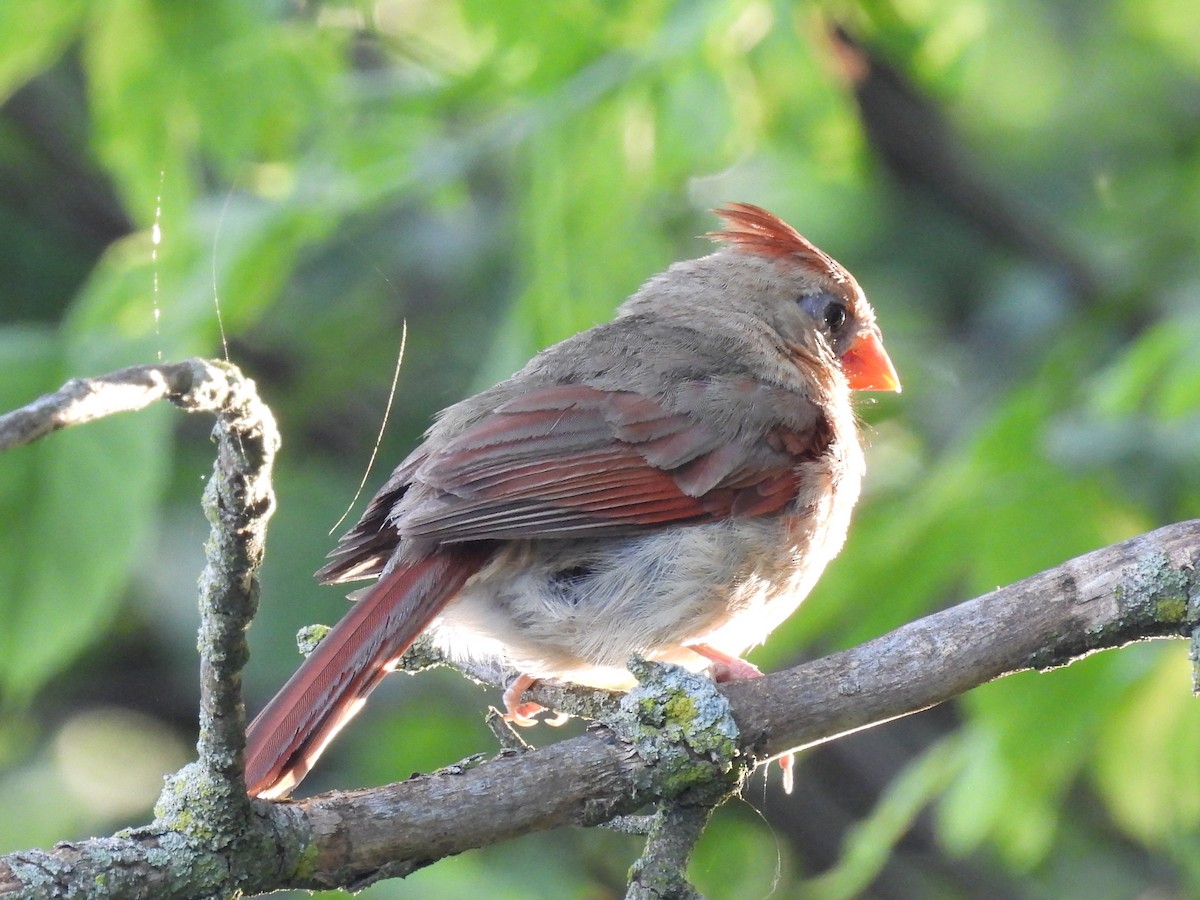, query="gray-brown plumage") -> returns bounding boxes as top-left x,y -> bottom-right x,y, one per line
245,203 -> 900,799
